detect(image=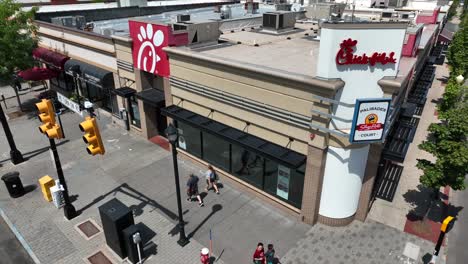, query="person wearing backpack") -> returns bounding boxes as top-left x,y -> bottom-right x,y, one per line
205,165 -> 220,194
187,174 -> 204,207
